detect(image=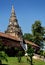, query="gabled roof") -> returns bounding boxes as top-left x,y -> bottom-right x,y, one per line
0,32 -> 21,42
25,40 -> 39,48
0,32 -> 39,48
